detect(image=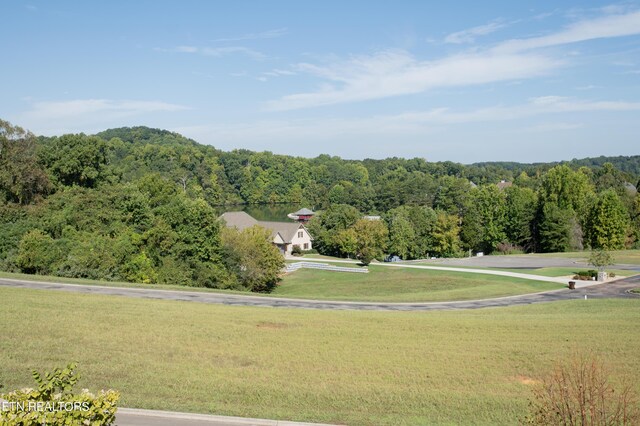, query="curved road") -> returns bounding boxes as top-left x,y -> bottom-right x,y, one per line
1,275 -> 638,311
